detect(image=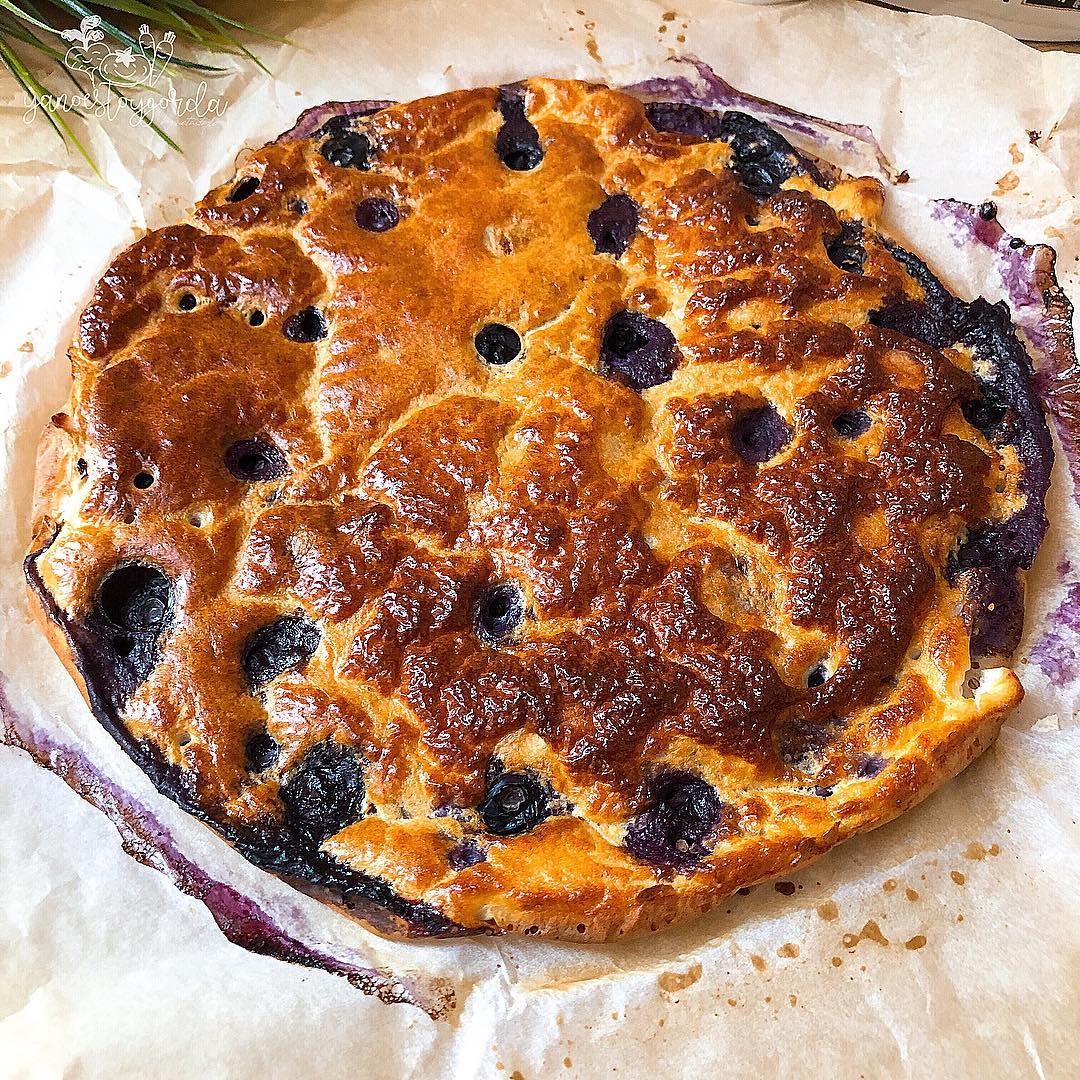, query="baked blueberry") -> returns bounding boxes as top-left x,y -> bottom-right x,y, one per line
624,772 -> 724,870
474,582 -> 526,644
242,613 -> 321,691
474,323 -> 521,365
355,197 -> 399,232
599,310 -> 678,390
479,771 -> 550,836
805,663 -> 829,688
961,397 -> 1007,435
645,101 -> 725,141
177,292 -> 197,312
495,87 -> 544,171
247,309 -> 266,327
826,221 -> 866,274
731,404 -> 790,463
321,131 -> 373,170
228,176 -> 259,202
587,193 -> 638,257
832,410 -> 871,438
283,306 -> 328,343
224,438 -> 288,482
97,563 -> 173,635
856,753 -> 885,778
245,730 -> 280,773
447,842 -> 486,870
280,740 -> 366,845
719,110 -> 825,197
